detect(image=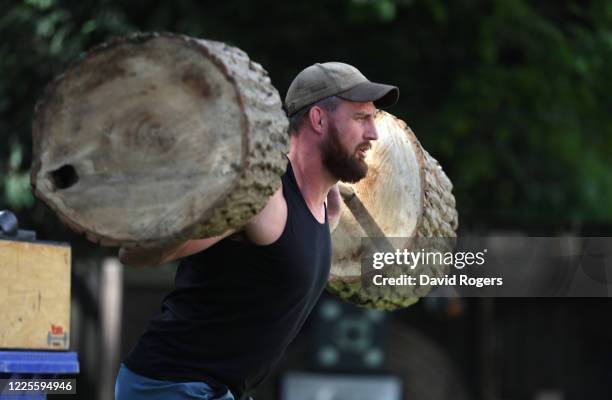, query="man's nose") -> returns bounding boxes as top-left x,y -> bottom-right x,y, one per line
365,121 -> 378,141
